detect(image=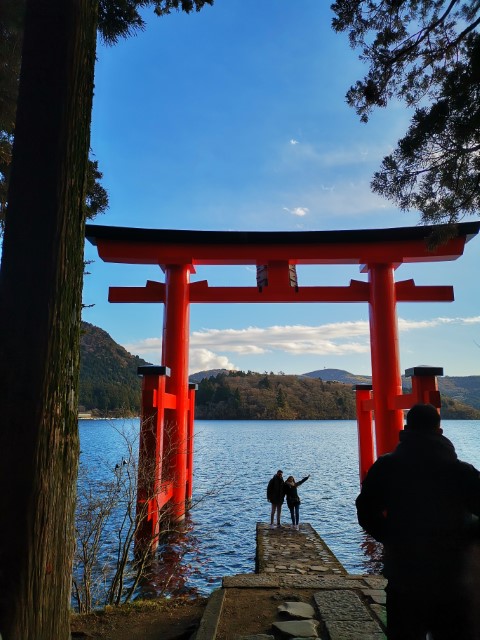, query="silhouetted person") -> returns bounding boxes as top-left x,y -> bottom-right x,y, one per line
267,469 -> 285,528
356,403 -> 480,640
